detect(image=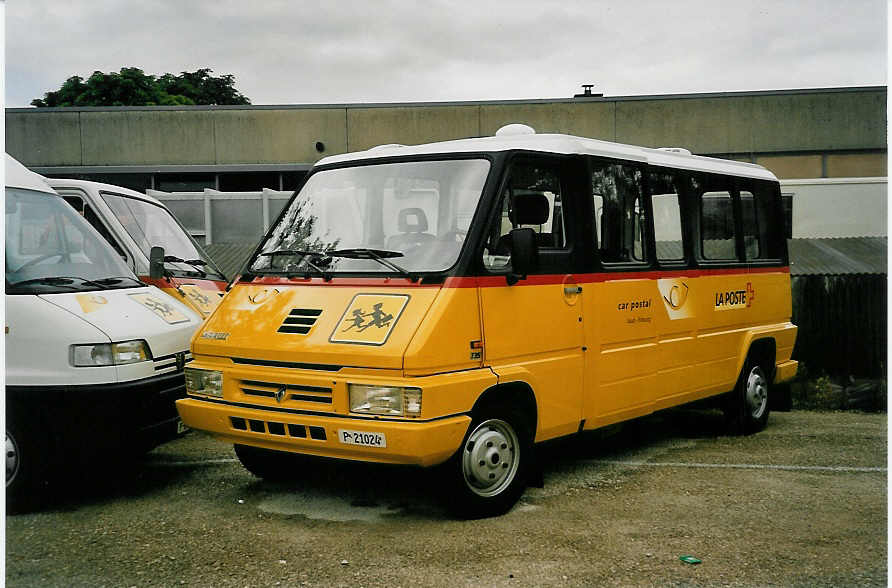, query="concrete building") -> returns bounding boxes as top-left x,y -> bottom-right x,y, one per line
5,86 -> 886,193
